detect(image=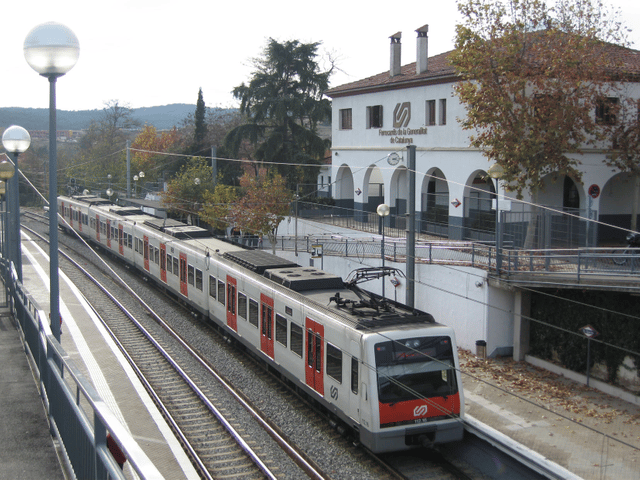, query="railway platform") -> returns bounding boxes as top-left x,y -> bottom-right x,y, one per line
4,225 -> 639,479
8,230 -> 200,479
